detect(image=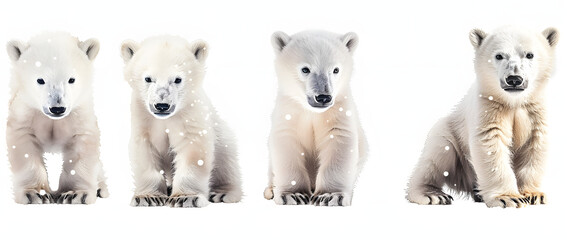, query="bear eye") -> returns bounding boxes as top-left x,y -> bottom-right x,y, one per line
68,78 -> 75,84
301,67 -> 310,74
526,53 -> 534,59
174,77 -> 182,84
37,78 -> 45,85
495,54 -> 504,60
144,77 -> 152,83
333,68 -> 340,74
